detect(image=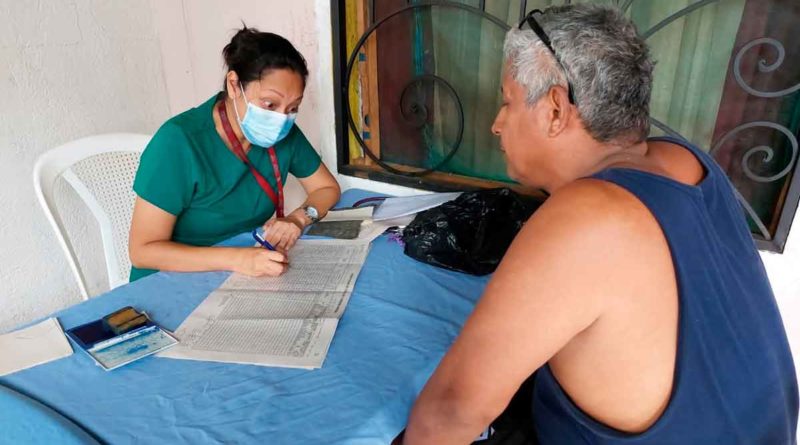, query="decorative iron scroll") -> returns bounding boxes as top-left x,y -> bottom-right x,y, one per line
711,121 -> 798,184
626,0 -> 798,246
733,38 -> 800,98
709,36 -> 800,245
346,1 -> 507,176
